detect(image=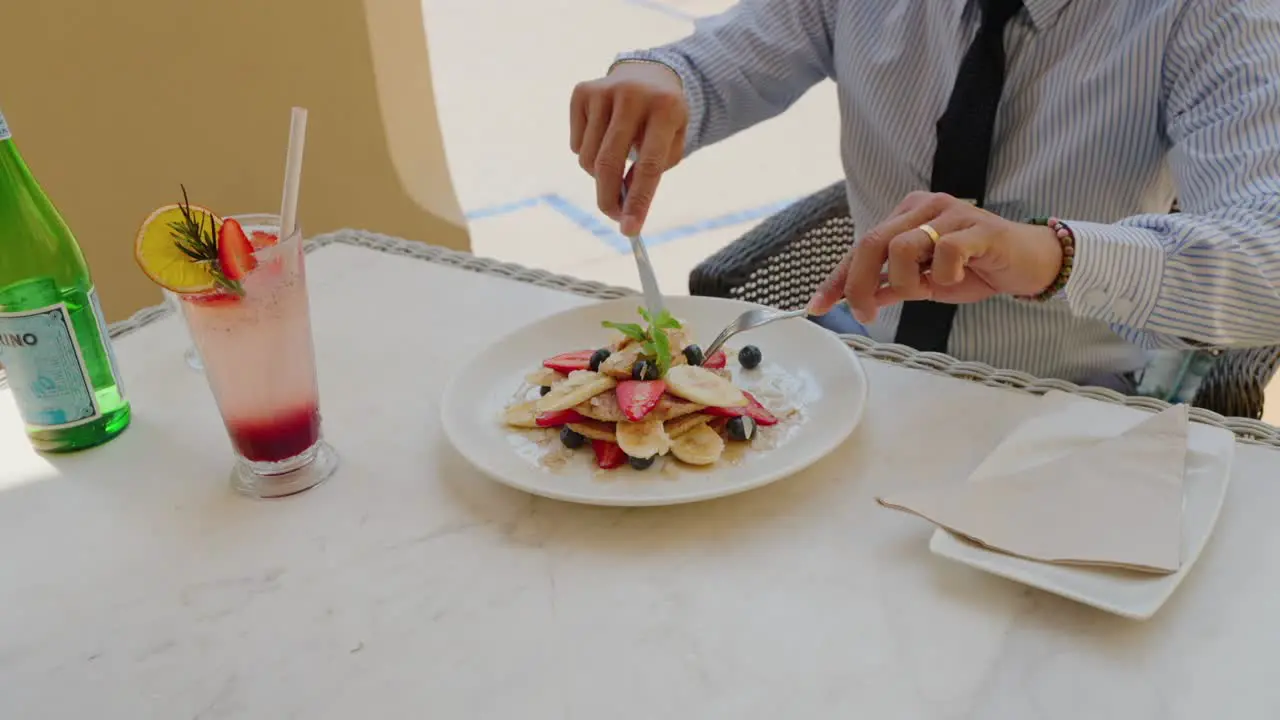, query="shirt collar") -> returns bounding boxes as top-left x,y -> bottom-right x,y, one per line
967,0 -> 1073,31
